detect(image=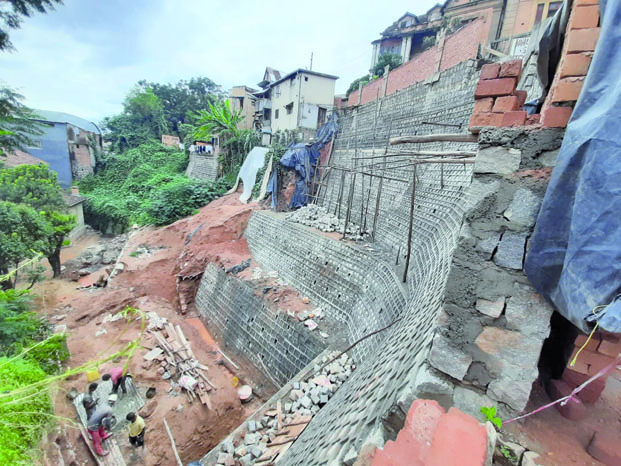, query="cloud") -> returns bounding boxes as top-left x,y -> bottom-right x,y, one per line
0,0 -> 439,122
